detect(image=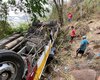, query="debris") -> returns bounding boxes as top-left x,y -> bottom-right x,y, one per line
48,75 -> 52,80
5,36 -> 24,49
64,66 -> 70,73
54,67 -> 59,72
45,65 -> 53,74
74,61 -> 80,69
